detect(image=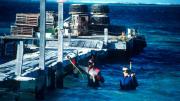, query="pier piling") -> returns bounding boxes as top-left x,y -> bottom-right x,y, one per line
56,0 -> 64,89
47,68 -> 56,90
39,0 -> 46,70
35,0 -> 46,100
15,41 -> 24,76
55,62 -> 64,89
0,39 -> 5,57
35,69 -> 46,100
